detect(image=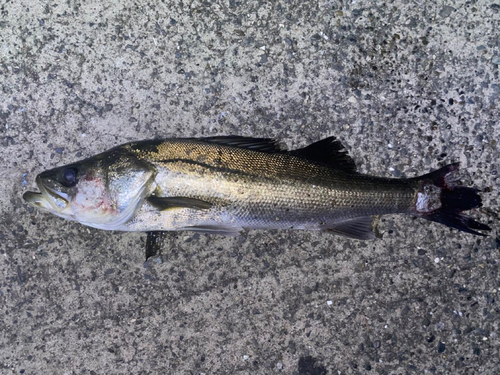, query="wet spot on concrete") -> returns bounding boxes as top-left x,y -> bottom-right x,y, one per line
298,356 -> 327,375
